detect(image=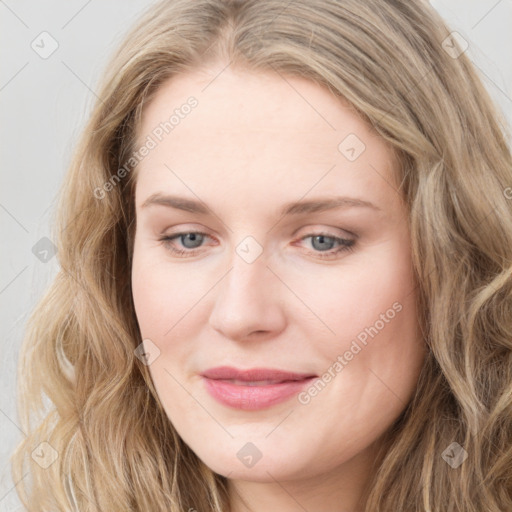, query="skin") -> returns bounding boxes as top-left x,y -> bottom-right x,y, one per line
130,61 -> 427,512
